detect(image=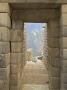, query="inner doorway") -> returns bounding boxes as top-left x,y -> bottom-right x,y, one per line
22,23 -> 49,90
